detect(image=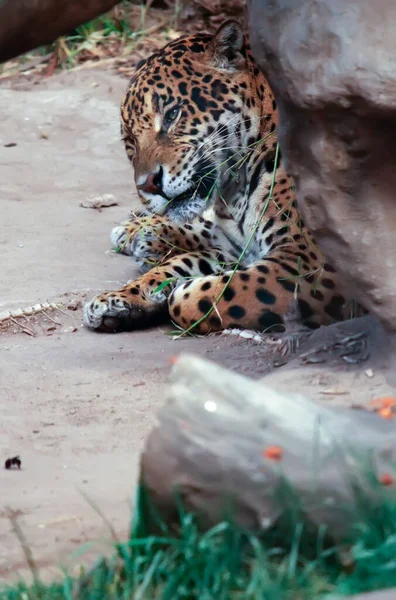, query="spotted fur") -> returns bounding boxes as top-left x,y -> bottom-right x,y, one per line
84,20 -> 353,335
